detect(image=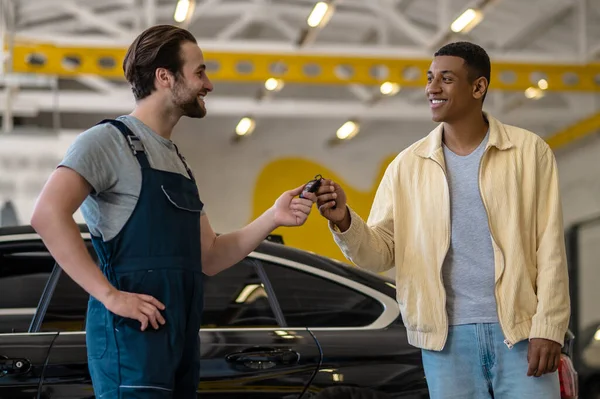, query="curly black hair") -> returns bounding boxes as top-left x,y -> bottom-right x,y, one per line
434,41 -> 491,101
